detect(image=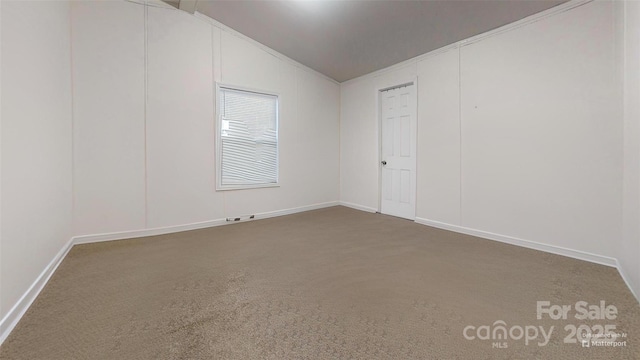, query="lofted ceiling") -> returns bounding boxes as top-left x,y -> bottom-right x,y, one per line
173,0 -> 568,82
